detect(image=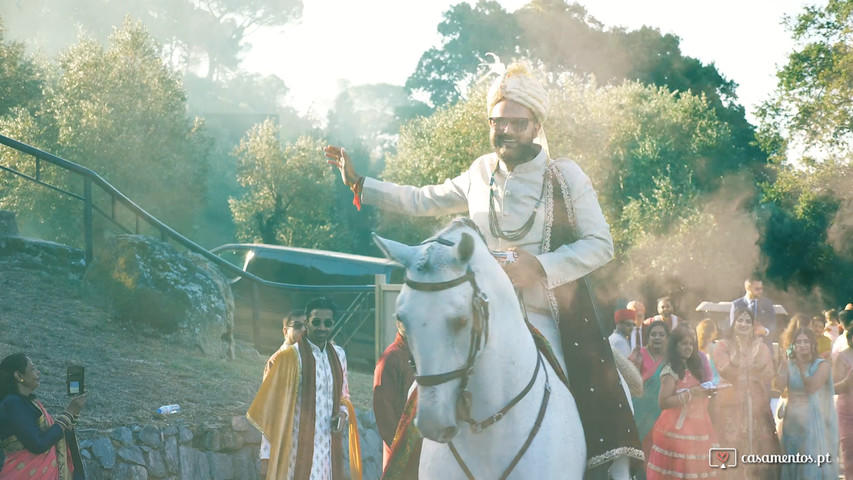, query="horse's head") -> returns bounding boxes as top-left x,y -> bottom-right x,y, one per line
374,218 -> 512,443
